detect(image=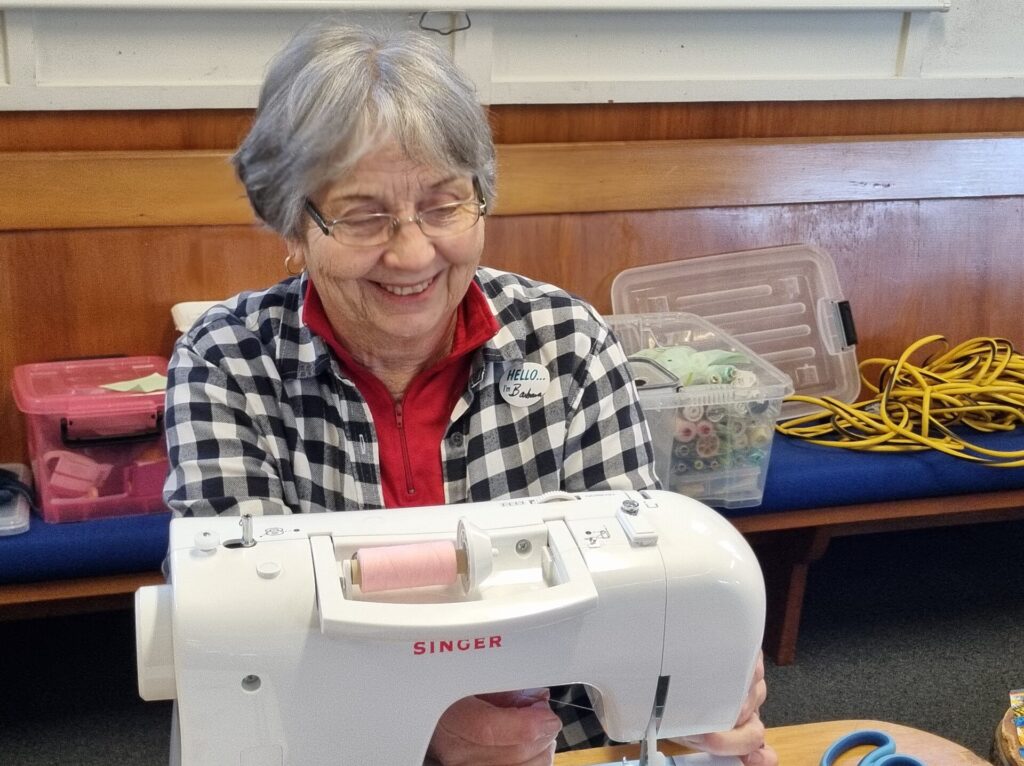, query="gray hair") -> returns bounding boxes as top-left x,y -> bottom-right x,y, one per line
233,20 -> 496,239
